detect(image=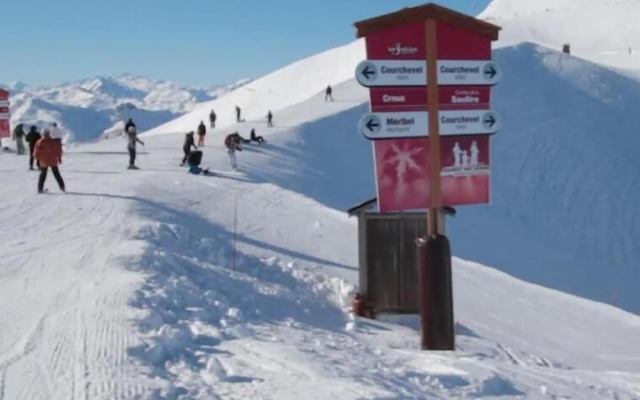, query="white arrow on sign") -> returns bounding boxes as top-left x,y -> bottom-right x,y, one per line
355,60 -> 427,87
439,110 -> 500,135
0,113 -> 10,120
358,111 -> 428,139
437,60 -> 501,85
0,101 -> 9,108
